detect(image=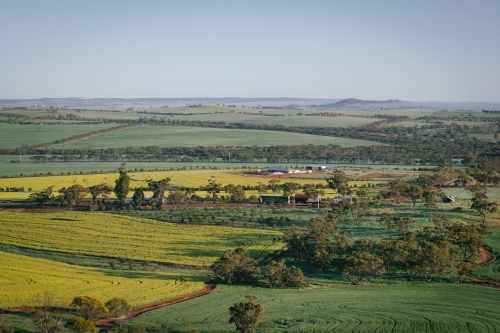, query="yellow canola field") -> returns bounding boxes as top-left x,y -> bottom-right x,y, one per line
0,251 -> 206,308
0,212 -> 283,267
0,169 -> 330,199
